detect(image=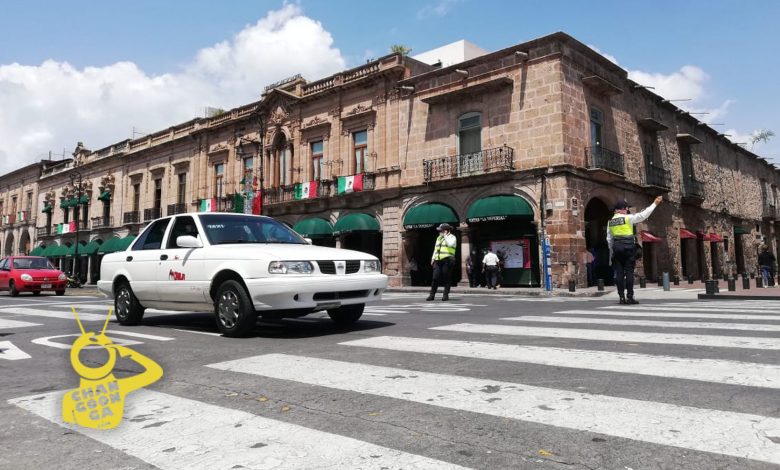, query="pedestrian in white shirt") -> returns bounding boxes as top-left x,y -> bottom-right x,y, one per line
482,249 -> 500,289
